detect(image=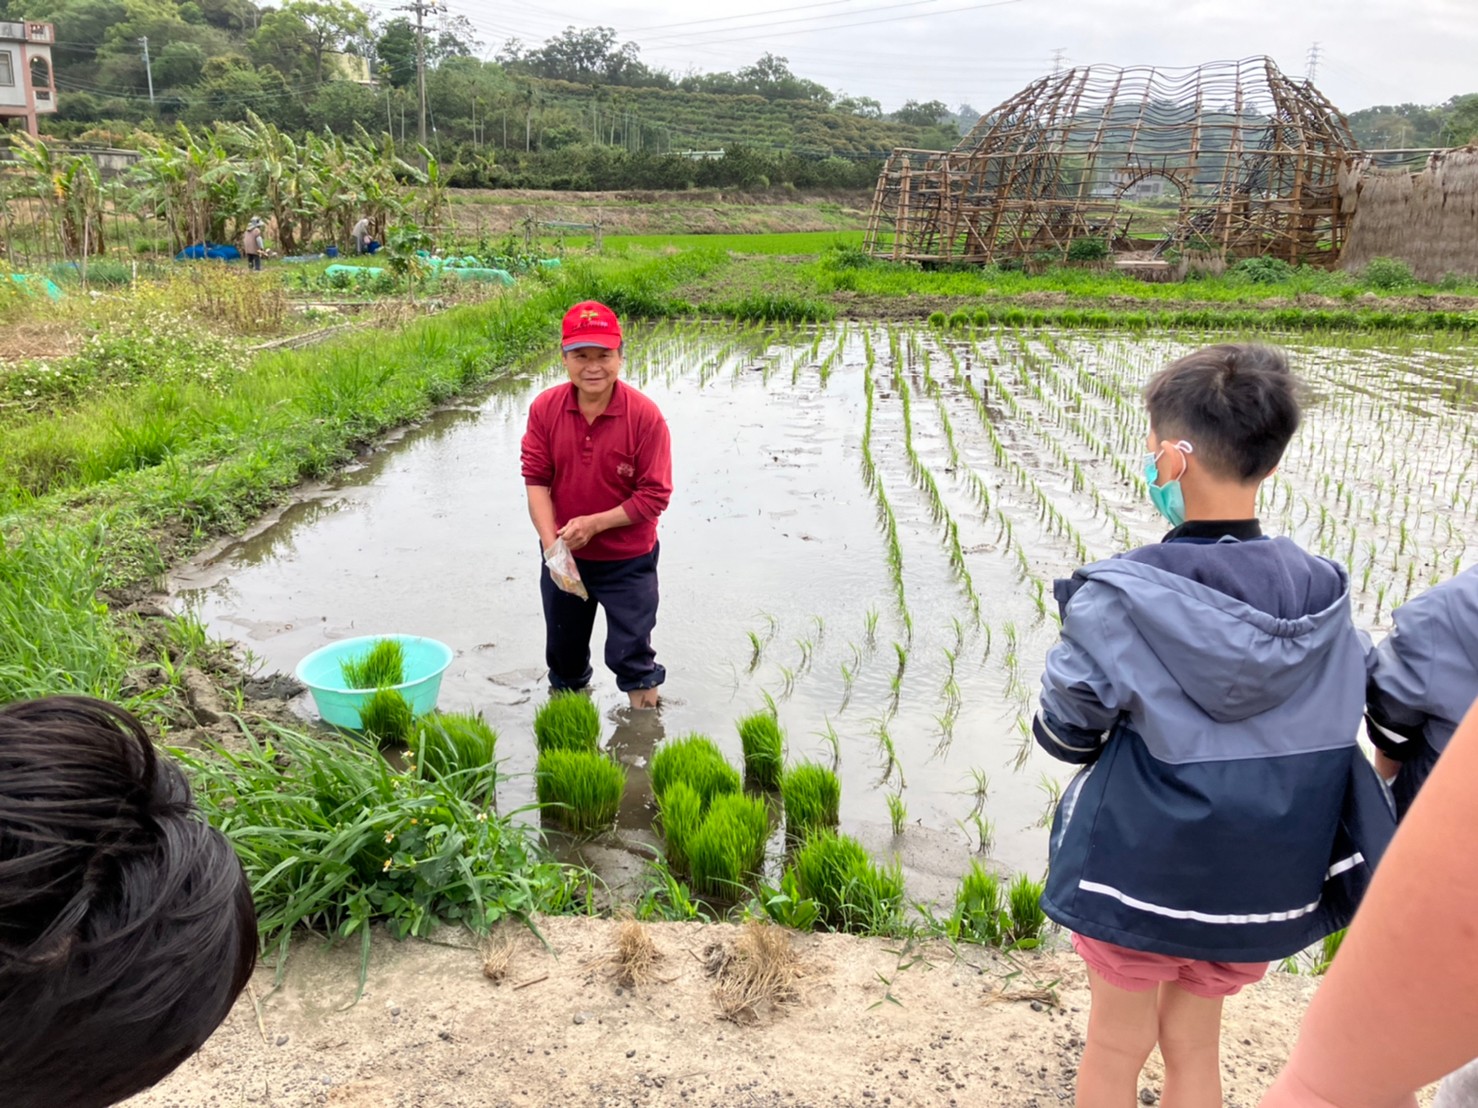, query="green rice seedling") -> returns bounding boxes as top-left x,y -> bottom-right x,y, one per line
737,710 -> 785,790
1313,928 -> 1347,975
1036,774 -> 1063,826
411,711 -> 498,798
649,734 -> 742,809
952,861 -> 1004,945
533,691 -> 601,754
746,630 -> 764,671
173,719 -> 572,989
686,792 -> 771,899
816,716 -> 842,770
357,687 -> 415,742
535,749 -> 626,834
658,780 -> 704,873
792,831 -> 904,934
780,761 -> 841,840
339,638 -> 406,690
887,792 -> 907,836
864,606 -> 880,648
1003,873 -> 1049,947
777,664 -> 796,699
